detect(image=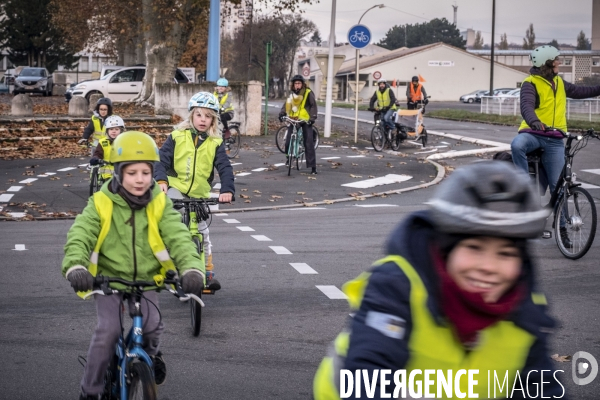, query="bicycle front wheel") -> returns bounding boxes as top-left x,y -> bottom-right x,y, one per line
226,126 -> 241,159
276,126 -> 288,153
554,186 -> 597,259
371,125 -> 384,152
127,362 -> 157,400
89,167 -> 99,197
312,126 -> 320,149
190,236 -> 203,336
